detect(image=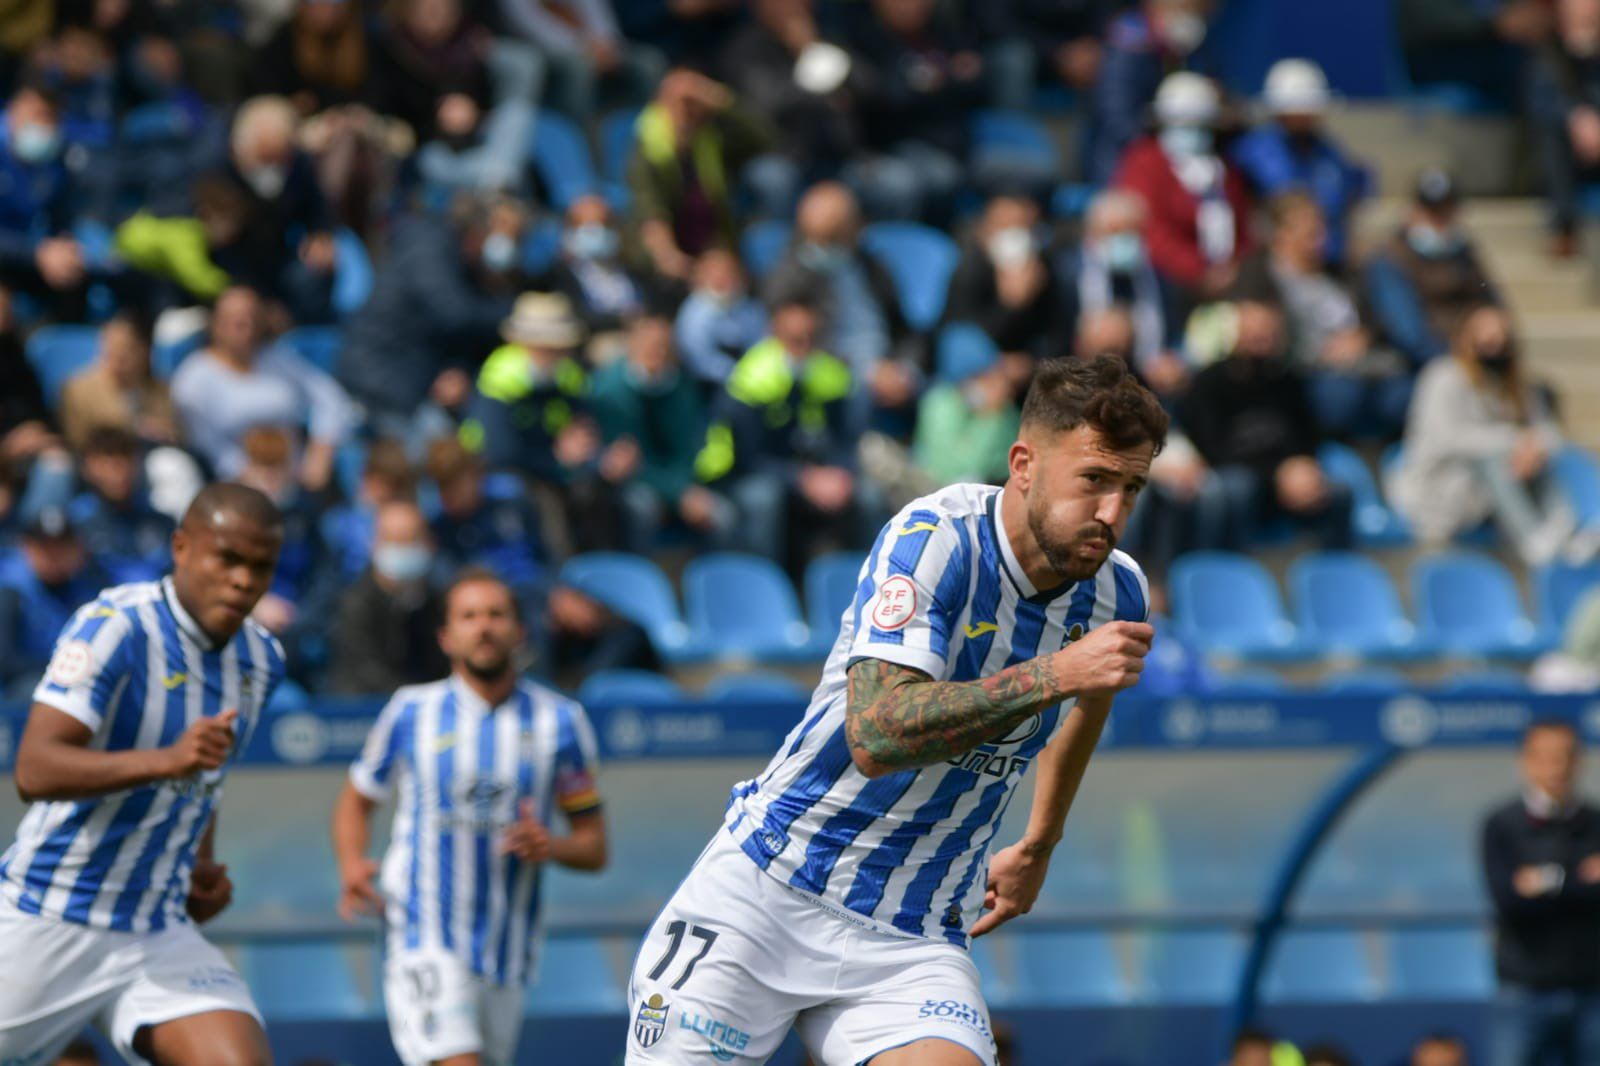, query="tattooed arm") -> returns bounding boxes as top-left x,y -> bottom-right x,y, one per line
843,622 -> 1152,778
